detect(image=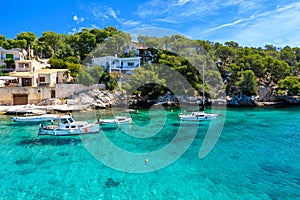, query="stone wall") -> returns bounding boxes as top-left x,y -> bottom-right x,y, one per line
55,84 -> 105,98
0,84 -> 105,105
0,86 -> 53,105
